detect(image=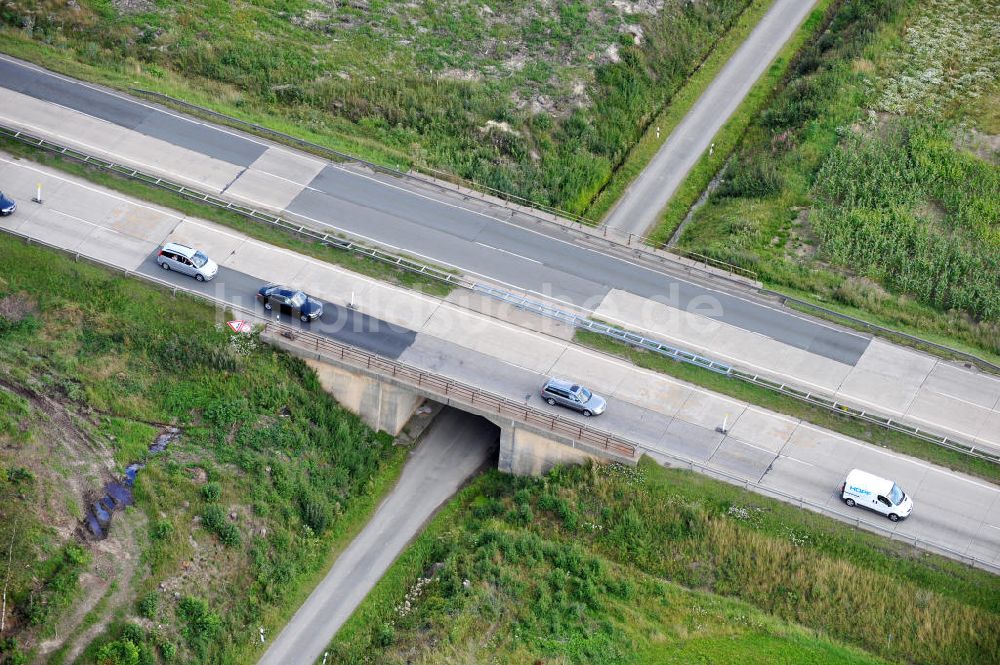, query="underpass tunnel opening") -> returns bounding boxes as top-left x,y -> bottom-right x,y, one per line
404,402 -> 501,472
